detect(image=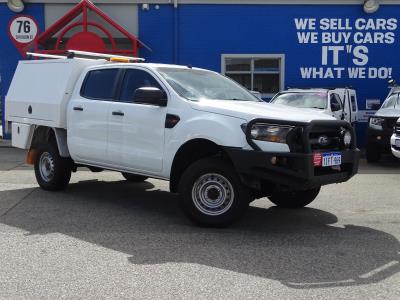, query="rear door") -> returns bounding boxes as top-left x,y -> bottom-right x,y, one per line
68,68 -> 119,164
107,68 -> 167,173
